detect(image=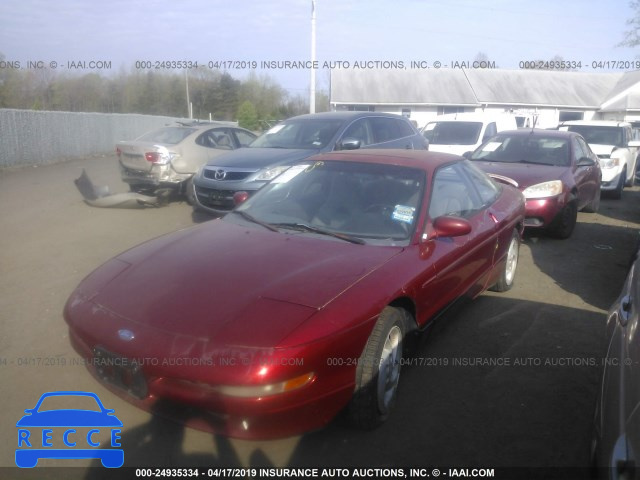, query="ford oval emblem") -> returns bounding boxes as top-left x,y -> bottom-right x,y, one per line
118,329 -> 135,342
